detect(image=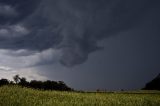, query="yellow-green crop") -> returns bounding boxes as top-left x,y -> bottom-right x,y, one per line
0,86 -> 160,106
